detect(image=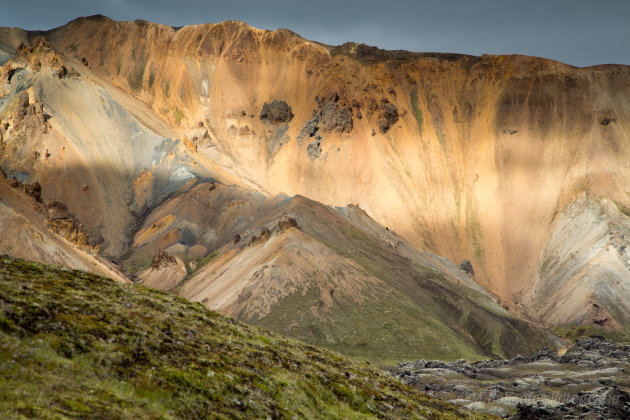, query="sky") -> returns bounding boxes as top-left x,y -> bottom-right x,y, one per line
1,0 -> 629,67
